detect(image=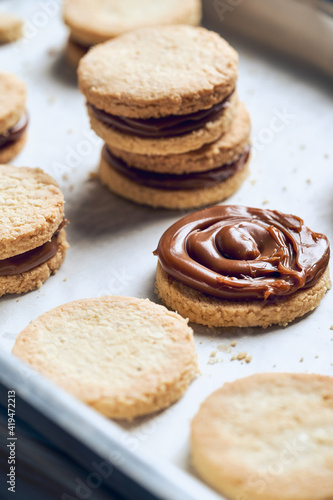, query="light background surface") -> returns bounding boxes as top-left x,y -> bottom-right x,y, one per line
0,1 -> 332,498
